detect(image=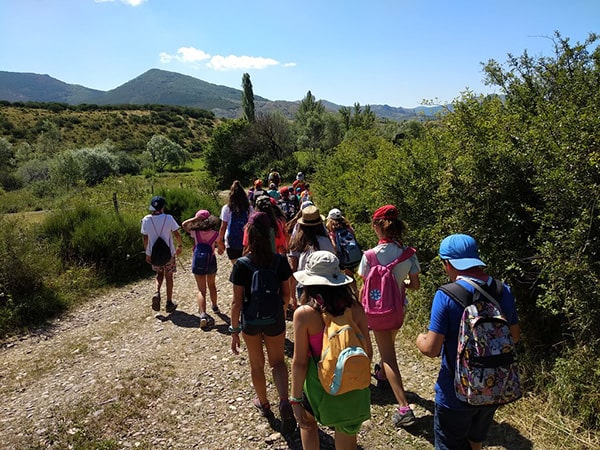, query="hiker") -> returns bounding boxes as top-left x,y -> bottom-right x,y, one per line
290,251 -> 372,450
292,172 -> 306,192
248,179 -> 267,206
267,168 -> 281,188
229,211 -> 296,434
182,209 -> 224,329
357,204 -> 421,428
140,196 -> 183,314
267,182 -> 281,200
249,195 -> 288,256
288,205 -> 335,310
288,185 -> 301,212
416,234 -> 520,450
277,186 -> 298,223
218,180 -> 253,264
325,208 -> 362,275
